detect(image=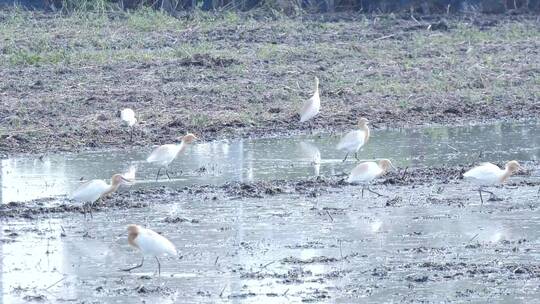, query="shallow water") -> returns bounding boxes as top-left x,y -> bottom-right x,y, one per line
1,184 -> 539,303
1,120 -> 539,204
